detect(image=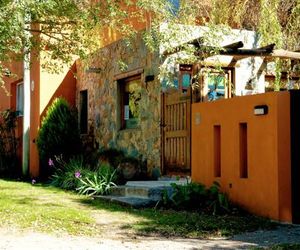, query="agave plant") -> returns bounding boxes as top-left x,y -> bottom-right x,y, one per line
76,166 -> 117,196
